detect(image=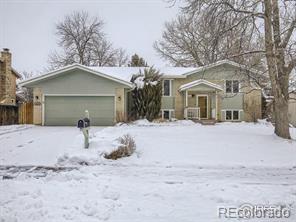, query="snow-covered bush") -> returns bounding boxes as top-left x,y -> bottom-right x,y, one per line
130,67 -> 162,121
104,134 -> 136,160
